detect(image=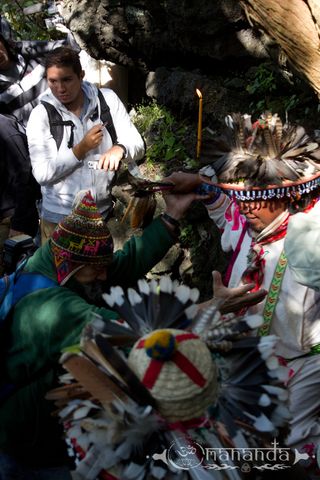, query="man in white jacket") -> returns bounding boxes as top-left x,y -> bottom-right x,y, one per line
26,47 -> 145,243
168,112 -> 320,454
